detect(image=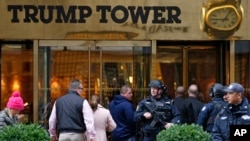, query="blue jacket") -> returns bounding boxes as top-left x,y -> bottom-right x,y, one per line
109,95 -> 136,140
196,97 -> 226,133
212,98 -> 250,141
